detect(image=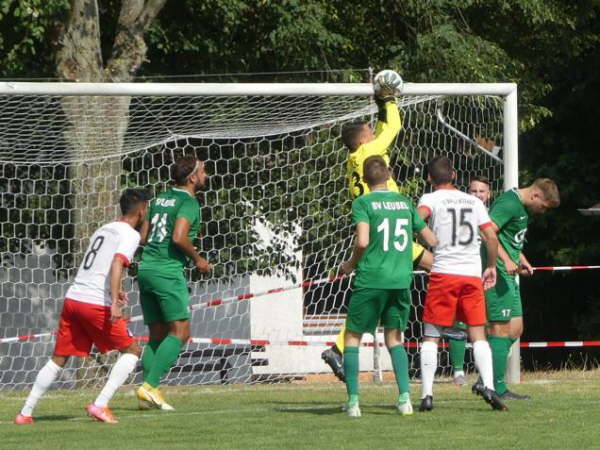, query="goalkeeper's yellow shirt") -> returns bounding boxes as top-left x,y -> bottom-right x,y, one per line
346,100 -> 402,199
345,100 -> 424,263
